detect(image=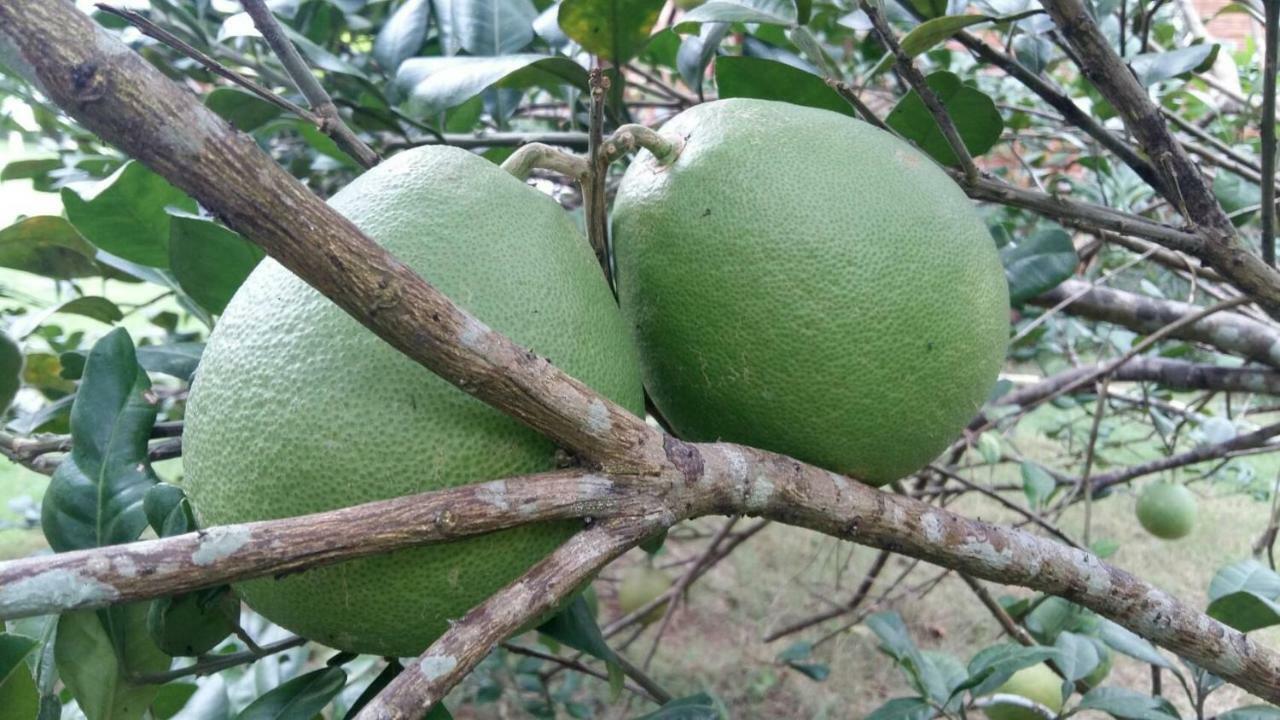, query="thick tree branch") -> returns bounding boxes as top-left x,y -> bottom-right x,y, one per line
1032,280 -> 1280,367
0,470 -> 652,619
